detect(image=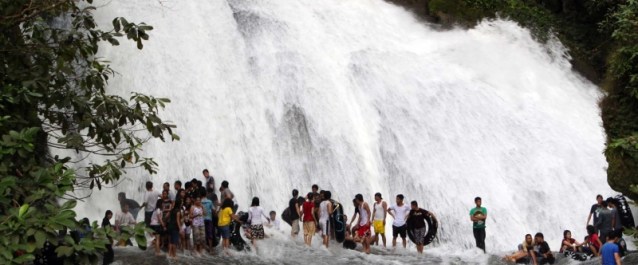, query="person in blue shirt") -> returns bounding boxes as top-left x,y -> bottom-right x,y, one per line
600,230 -> 622,265
201,191 -> 215,254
